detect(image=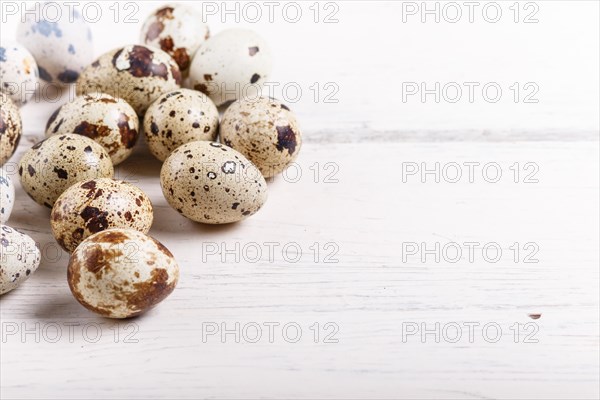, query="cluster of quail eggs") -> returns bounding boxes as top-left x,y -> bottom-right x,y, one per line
0,4 -> 302,318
